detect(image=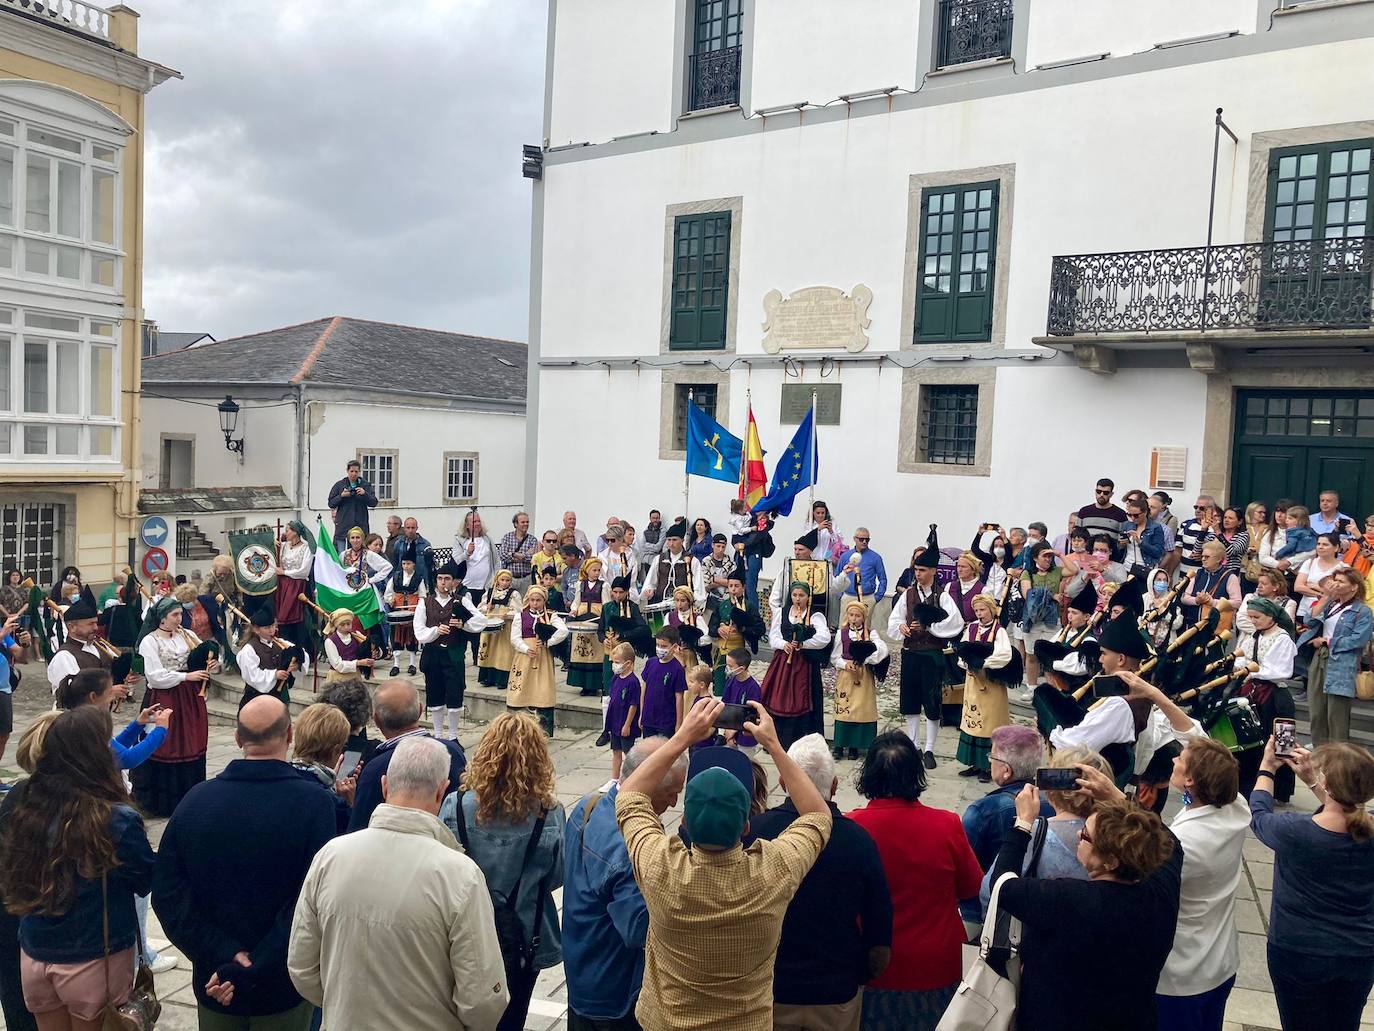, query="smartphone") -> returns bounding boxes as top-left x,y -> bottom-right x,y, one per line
337,749 -> 363,781
713,703 -> 755,732
1092,674 -> 1129,699
1273,718 -> 1297,758
1035,767 -> 1081,791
